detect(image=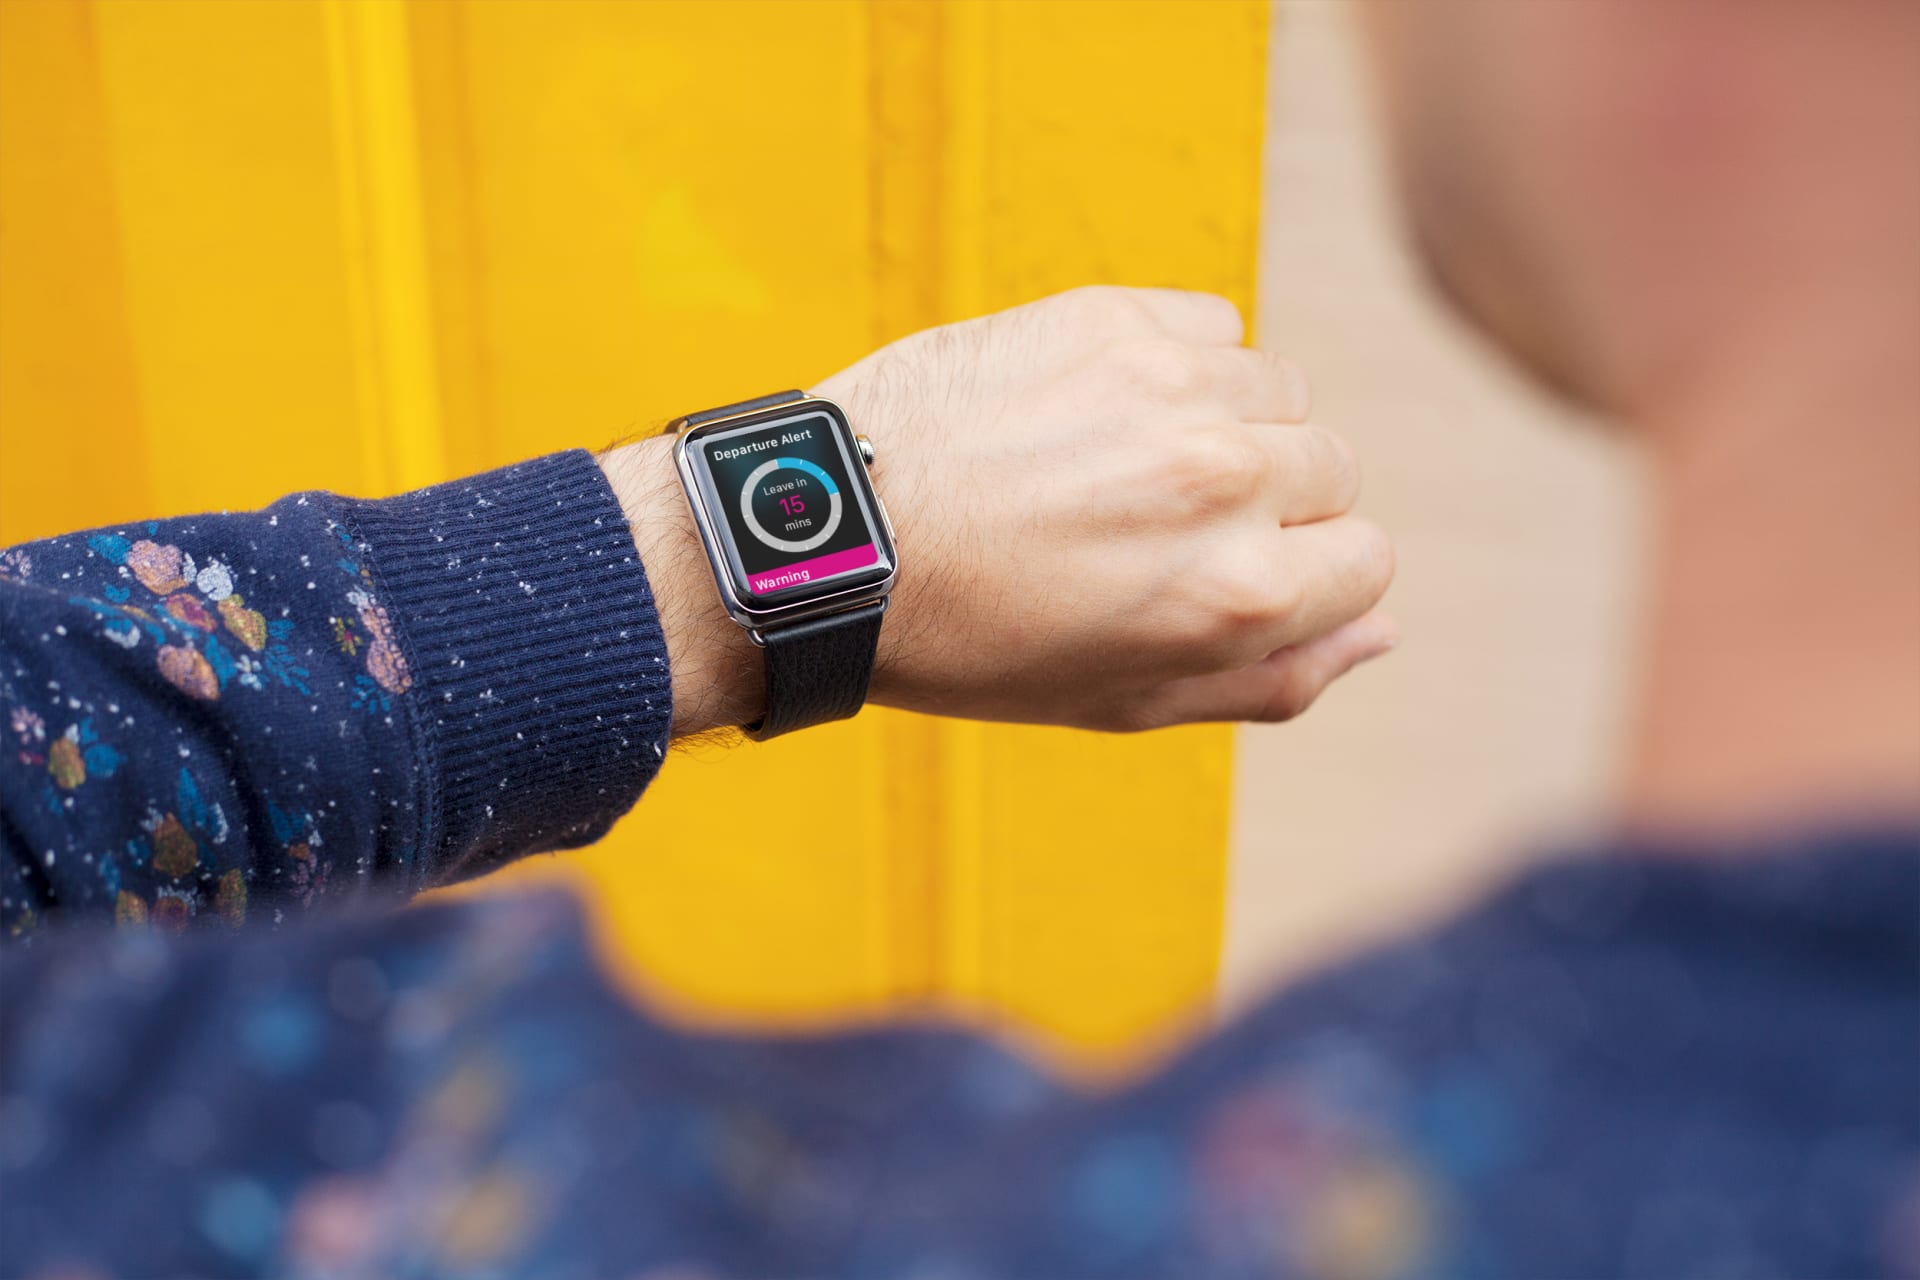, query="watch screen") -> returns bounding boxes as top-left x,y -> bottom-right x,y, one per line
693,409 -> 889,603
